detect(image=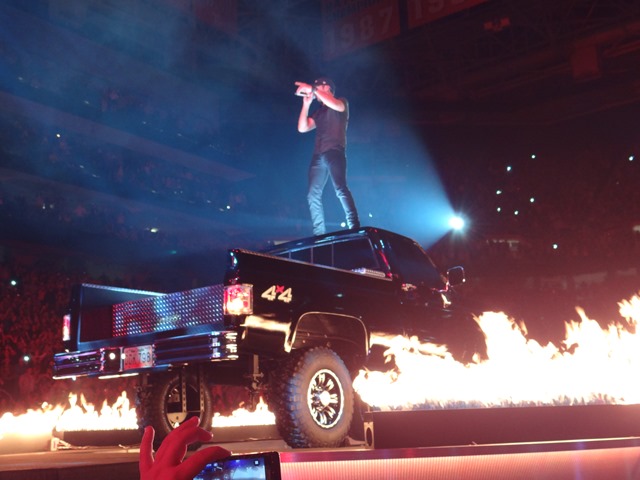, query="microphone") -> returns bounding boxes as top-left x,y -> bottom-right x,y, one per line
295,82 -> 313,97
